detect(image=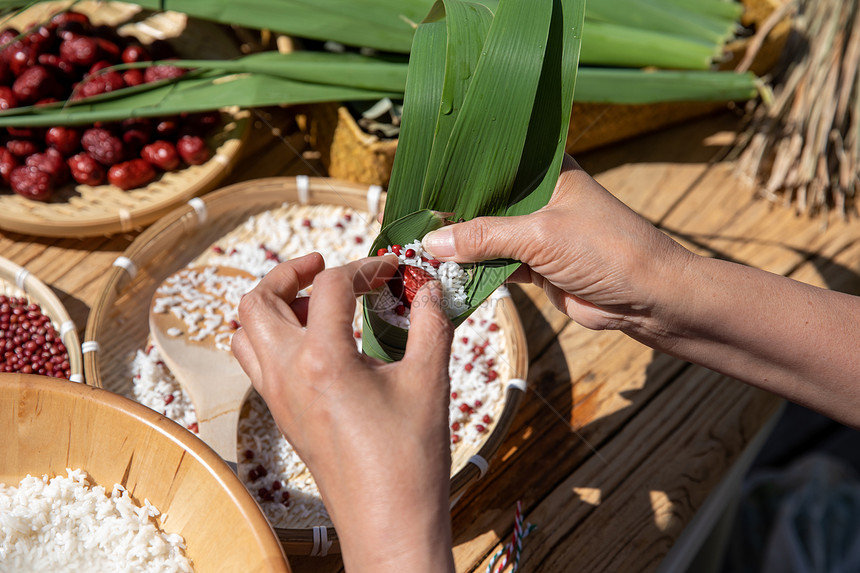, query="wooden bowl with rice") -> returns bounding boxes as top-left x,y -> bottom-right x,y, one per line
0,373 -> 290,572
